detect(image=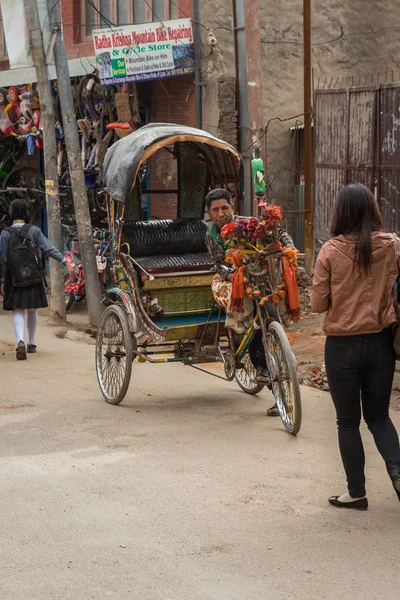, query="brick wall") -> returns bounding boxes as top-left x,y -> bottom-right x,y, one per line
148,75 -> 196,219
62,0 -> 96,59
178,0 -> 193,18
63,1 -> 194,57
